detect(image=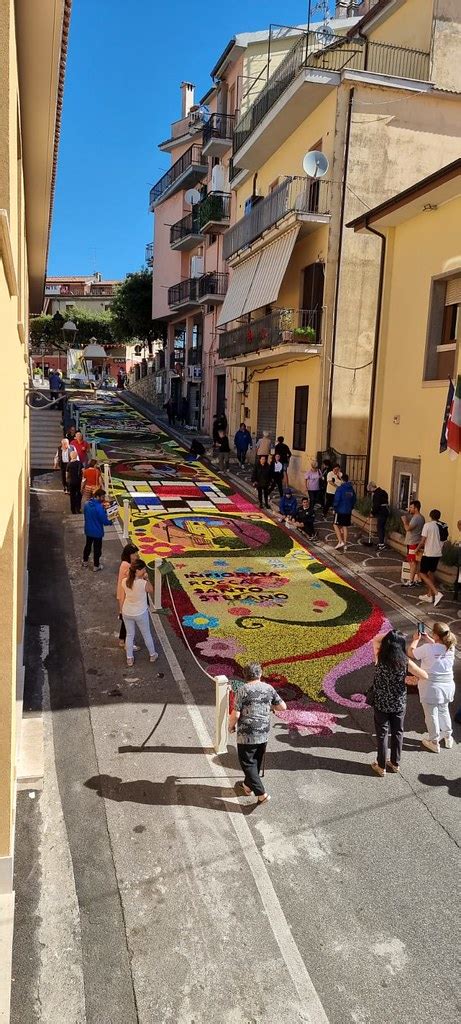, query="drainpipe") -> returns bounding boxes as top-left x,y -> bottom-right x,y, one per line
363,221 -> 387,488
326,86 -> 354,449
